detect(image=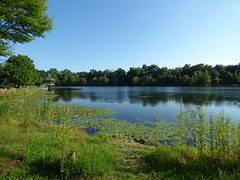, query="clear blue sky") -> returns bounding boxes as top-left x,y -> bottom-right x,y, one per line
14,0 -> 240,72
